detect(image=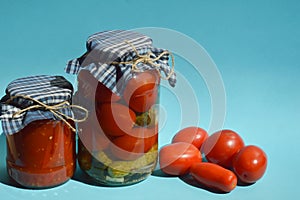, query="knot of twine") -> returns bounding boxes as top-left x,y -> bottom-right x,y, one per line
113,40 -> 175,80
7,95 -> 88,132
